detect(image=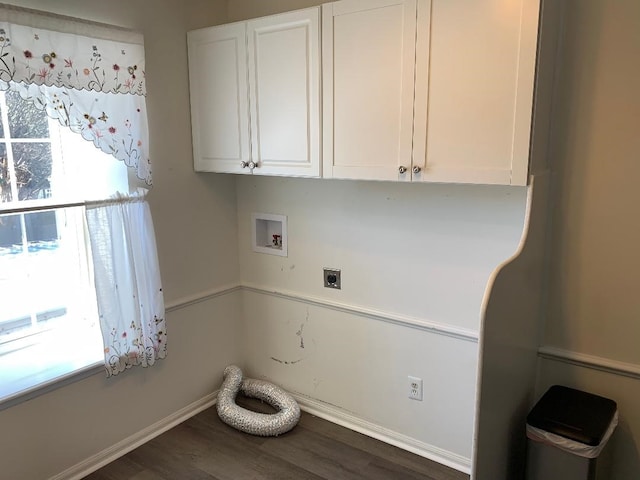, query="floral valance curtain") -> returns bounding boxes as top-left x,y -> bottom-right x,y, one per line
0,5 -> 165,377
0,5 -> 151,184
